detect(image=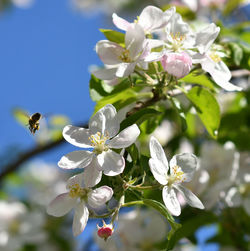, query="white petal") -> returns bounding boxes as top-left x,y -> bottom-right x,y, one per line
203,60 -> 242,91
162,186 -> 181,216
89,104 -> 119,138
175,185 -> 204,209
149,158 -> 168,185
92,67 -> 117,80
243,198 -> 250,216
83,160 -> 102,188
149,136 -> 169,171
144,51 -> 165,62
58,151 -> 93,170
97,150 -> 125,176
96,40 -> 123,65
139,6 -> 174,33
47,193 -> 76,217
125,23 -> 145,59
170,153 -> 197,182
166,13 -> 190,36
72,202 -> 89,236
112,13 -> 131,31
63,125 -> 92,148
108,124 -> 140,149
88,186 -> 113,208
116,62 -> 136,78
66,173 -> 84,189
195,23 -> 220,54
